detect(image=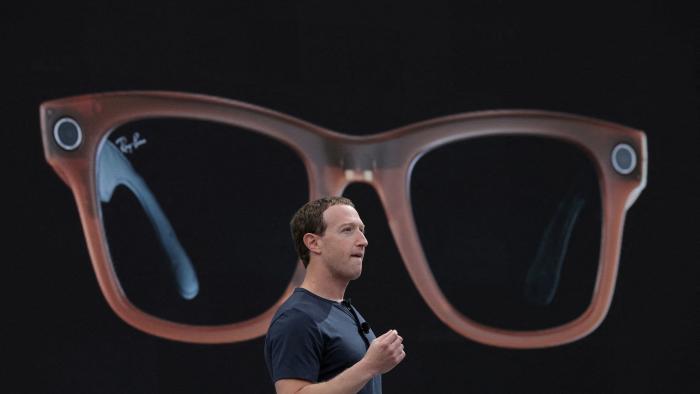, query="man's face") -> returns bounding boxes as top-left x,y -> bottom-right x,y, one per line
317,204 -> 368,281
